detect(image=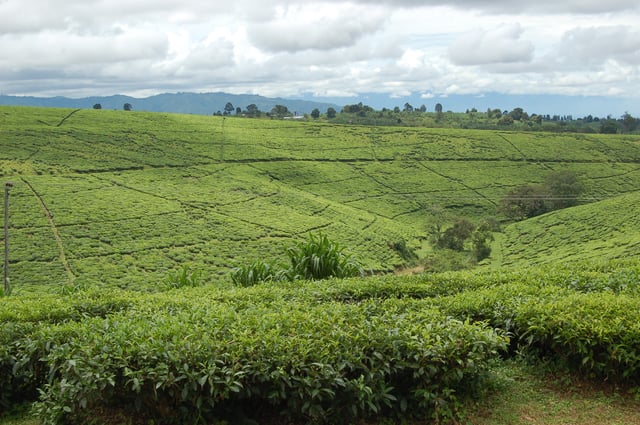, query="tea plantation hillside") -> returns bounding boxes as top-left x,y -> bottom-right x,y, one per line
2,106 -> 640,292
495,190 -> 640,266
